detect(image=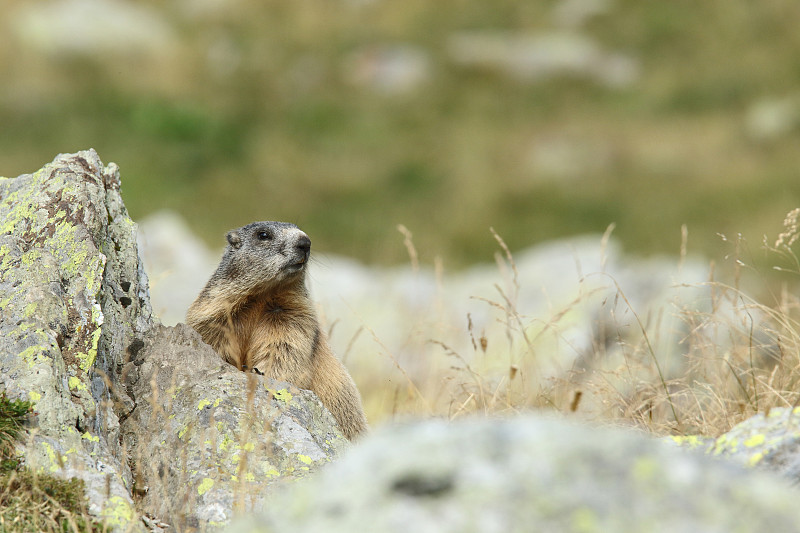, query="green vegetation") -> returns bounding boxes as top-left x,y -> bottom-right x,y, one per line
0,393 -> 101,533
1,0 -> 799,268
0,393 -> 32,465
